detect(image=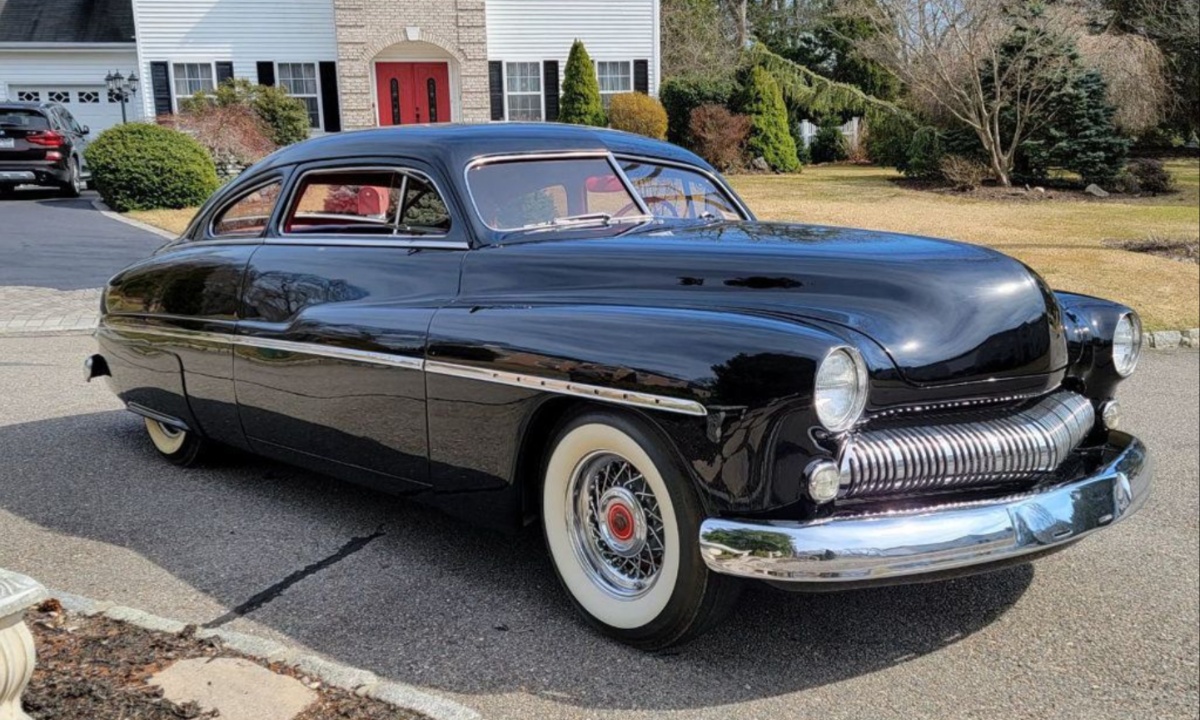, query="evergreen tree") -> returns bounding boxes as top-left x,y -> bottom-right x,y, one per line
560,40 -> 605,127
1019,70 -> 1129,186
740,66 -> 800,172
